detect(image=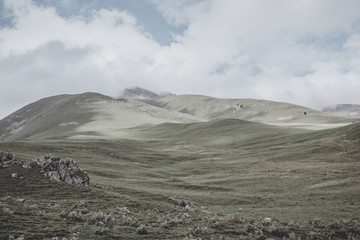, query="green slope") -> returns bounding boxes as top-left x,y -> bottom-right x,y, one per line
134,118 -> 307,147
150,94 -> 358,129
0,93 -> 201,142
0,92 -> 113,141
